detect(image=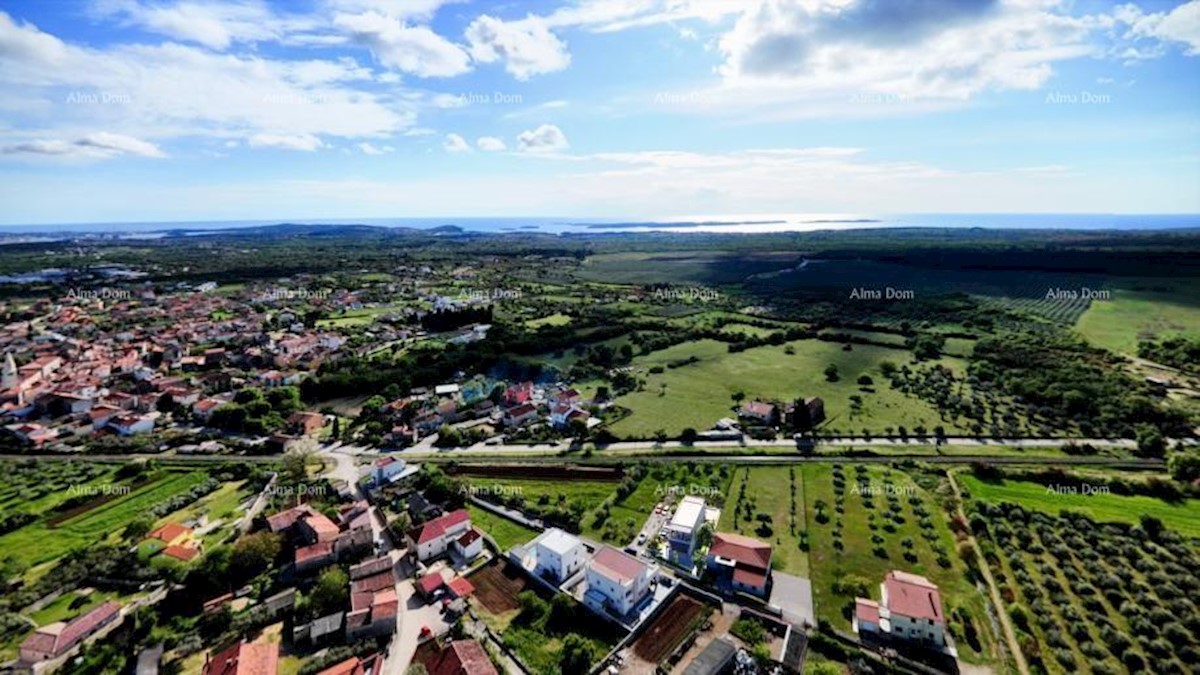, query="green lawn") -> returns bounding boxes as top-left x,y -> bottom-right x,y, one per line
0,470 -> 210,566
1075,281 -> 1200,355
959,474 -> 1200,537
582,463 -> 733,546
524,313 -> 572,329
719,467 -> 809,577
29,589 -> 121,626
606,338 -> 968,438
467,505 -> 538,551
